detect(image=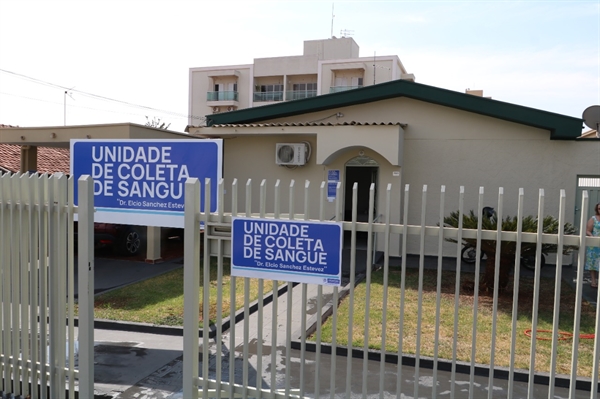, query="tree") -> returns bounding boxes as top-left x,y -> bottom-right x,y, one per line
145,116 -> 171,130
443,210 -> 577,294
